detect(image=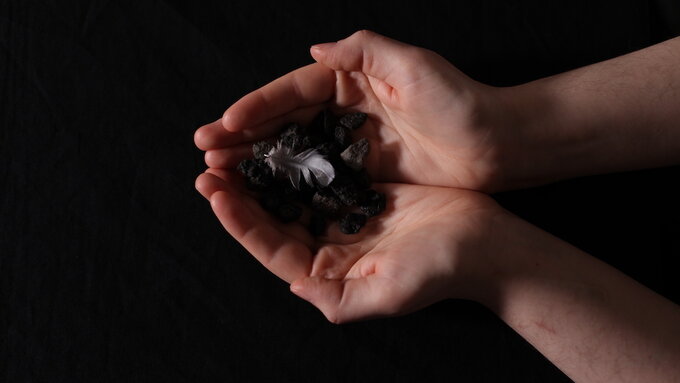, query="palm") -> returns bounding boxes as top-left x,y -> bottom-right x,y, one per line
196,169 -> 499,322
